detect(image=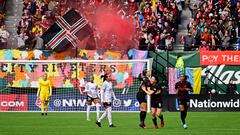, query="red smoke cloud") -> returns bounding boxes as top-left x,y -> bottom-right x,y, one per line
87,8 -> 136,51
